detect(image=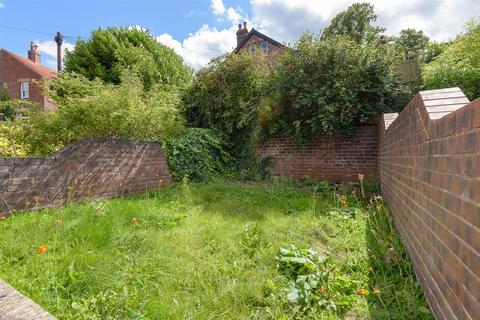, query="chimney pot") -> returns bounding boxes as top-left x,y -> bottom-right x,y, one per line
238,23 -> 242,30
243,21 -> 247,29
